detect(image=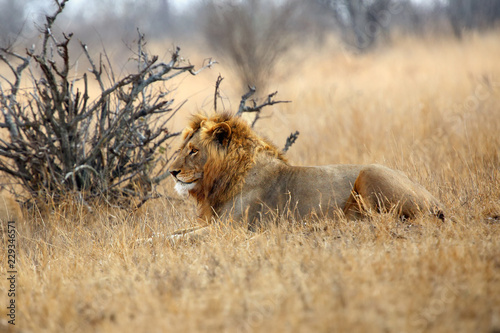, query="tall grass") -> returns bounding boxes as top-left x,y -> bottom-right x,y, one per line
1,32 -> 499,332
